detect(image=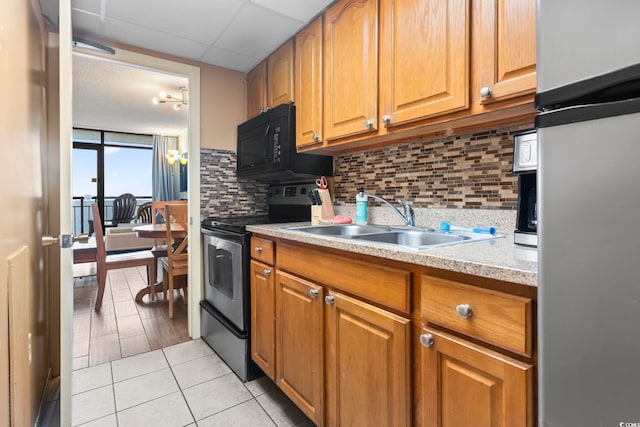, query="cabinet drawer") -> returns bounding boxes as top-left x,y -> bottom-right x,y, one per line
251,237 -> 275,265
278,243 -> 410,314
421,276 -> 532,357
